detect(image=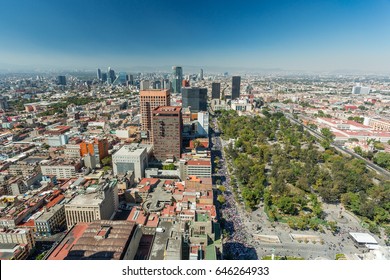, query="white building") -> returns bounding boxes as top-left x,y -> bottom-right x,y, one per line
197,111 -> 209,137
112,144 -> 152,181
352,84 -> 370,94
